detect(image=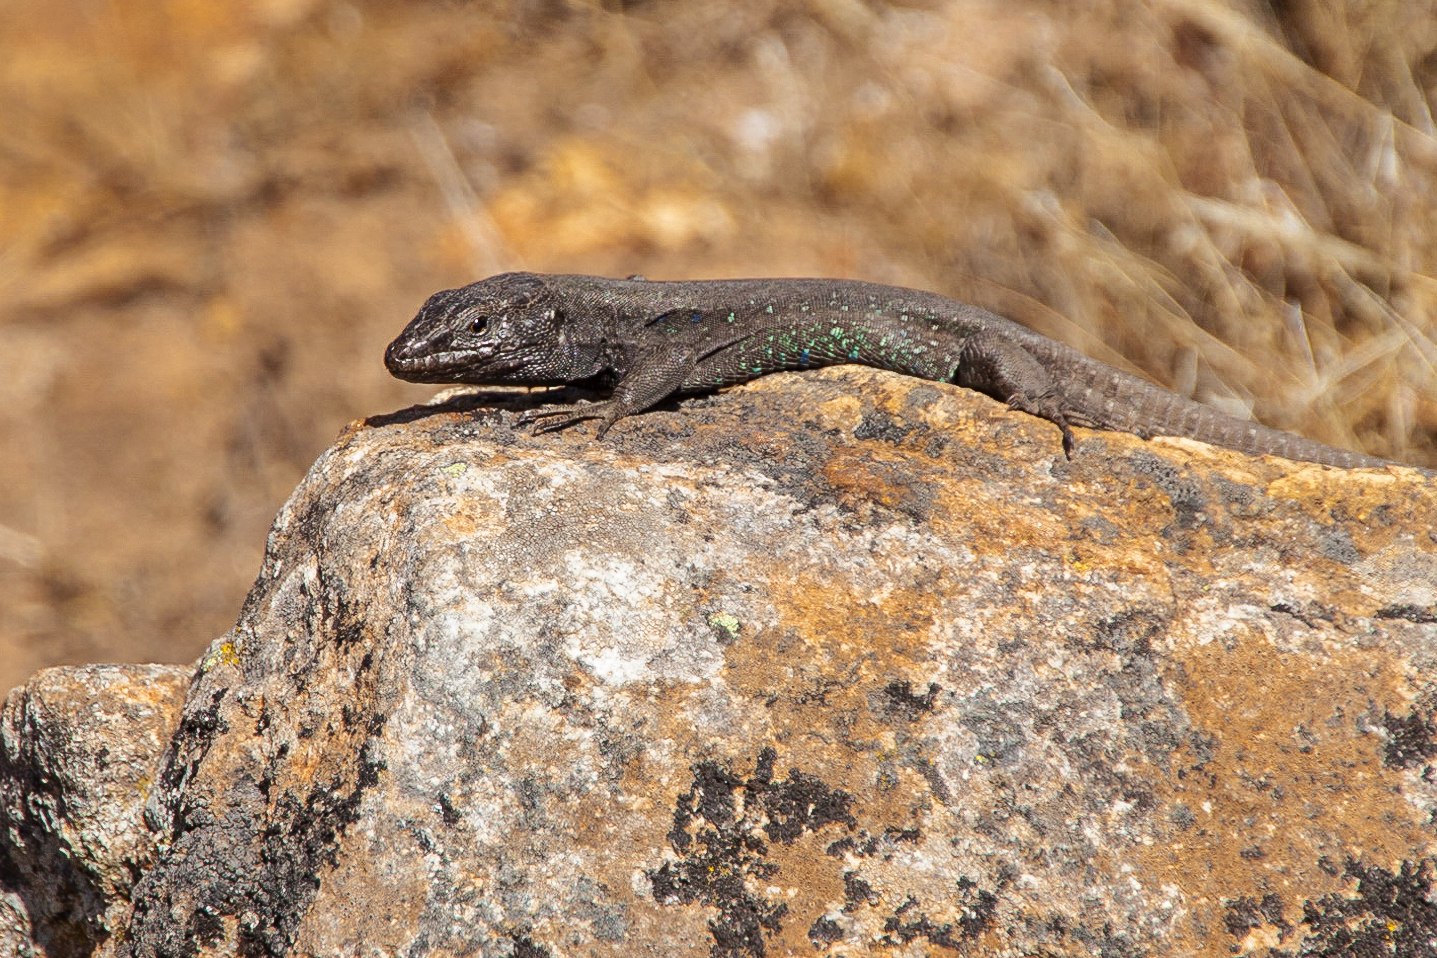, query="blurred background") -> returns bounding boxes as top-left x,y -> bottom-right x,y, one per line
2,0 -> 1435,694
